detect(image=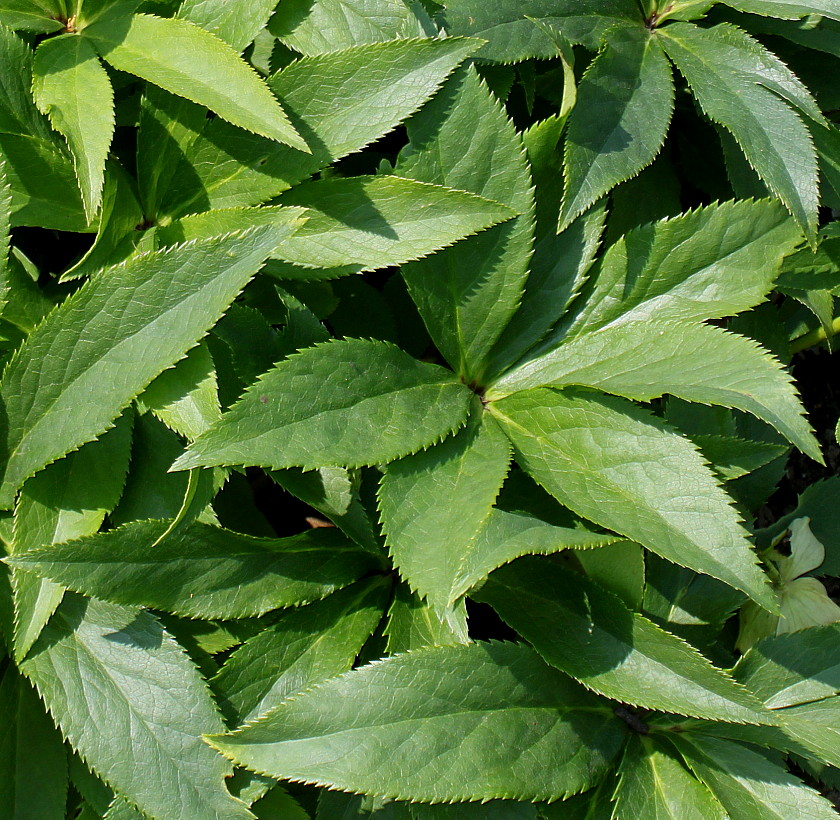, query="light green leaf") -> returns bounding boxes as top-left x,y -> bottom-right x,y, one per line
384,583 -> 469,652
547,200 -> 801,344
269,0 -> 434,55
175,339 -> 474,472
10,413 -> 132,661
0,665 -> 67,819
214,578 -> 390,725
273,175 -> 515,277
380,416 -> 510,610
157,36 -> 480,219
488,321 -> 820,461
207,642 -> 626,803
778,697 -> 840,769
32,33 -> 114,219
670,734 -> 838,820
20,594 -> 254,820
559,26 -> 674,229
440,0 -> 641,58
477,557 -> 775,724
614,736 -> 727,820
0,159 -> 11,313
660,23 -> 819,237
0,222 -> 301,508
398,65 -> 535,382
489,388 -> 777,610
86,13 -> 308,150
178,0 -> 280,51
722,0 -> 840,20
9,520 -> 380,619
733,624 -> 840,708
